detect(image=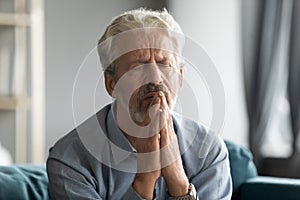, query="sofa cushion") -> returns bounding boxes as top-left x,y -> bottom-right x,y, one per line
0,165 -> 49,200
239,176 -> 300,200
224,140 -> 257,198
